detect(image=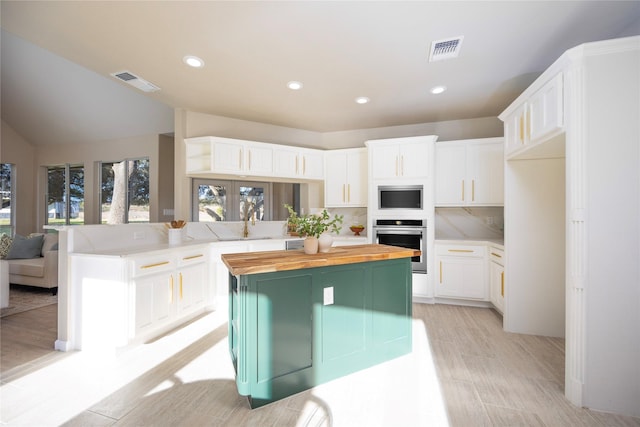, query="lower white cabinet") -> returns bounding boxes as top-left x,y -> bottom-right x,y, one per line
435,244 -> 488,300
131,248 -> 209,337
489,247 -> 505,313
